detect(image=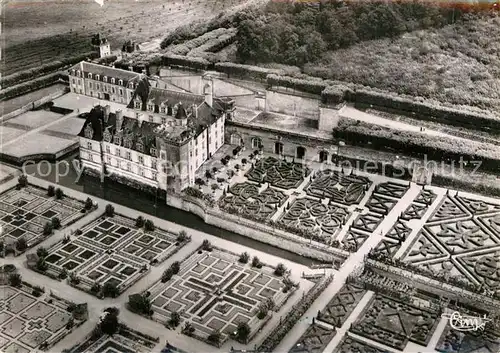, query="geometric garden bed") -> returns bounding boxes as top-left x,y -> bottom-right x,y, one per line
144,246 -> 297,347
29,213 -> 189,298
0,184 -> 91,253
